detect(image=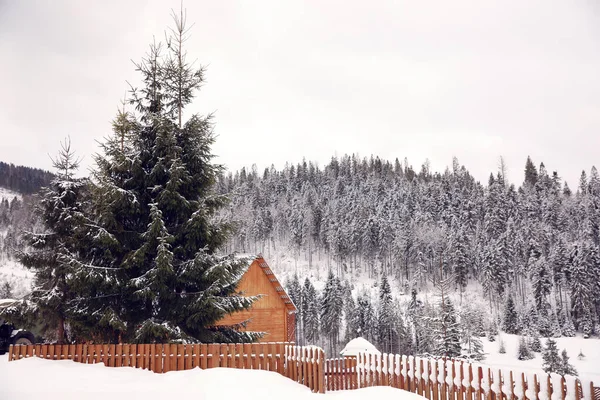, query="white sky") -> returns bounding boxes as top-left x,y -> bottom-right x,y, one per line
1,0 -> 599,187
